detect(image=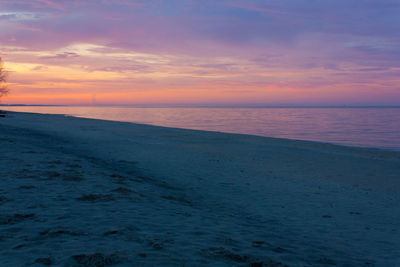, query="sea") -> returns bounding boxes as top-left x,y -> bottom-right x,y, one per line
2,106 -> 400,151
